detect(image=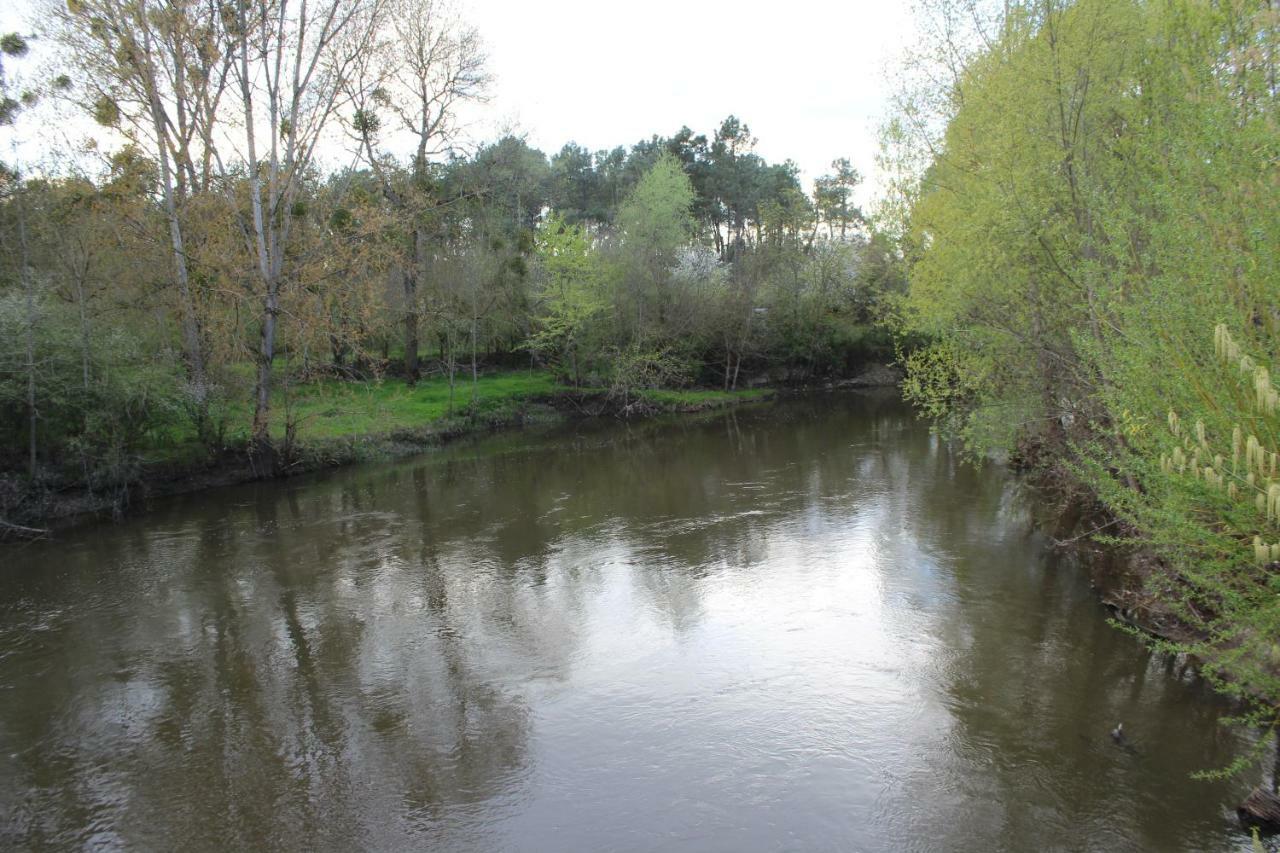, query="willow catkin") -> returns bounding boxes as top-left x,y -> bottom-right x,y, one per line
1217,324 -> 1243,363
